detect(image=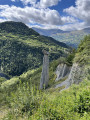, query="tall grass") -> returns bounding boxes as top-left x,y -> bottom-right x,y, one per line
1,77 -> 90,120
